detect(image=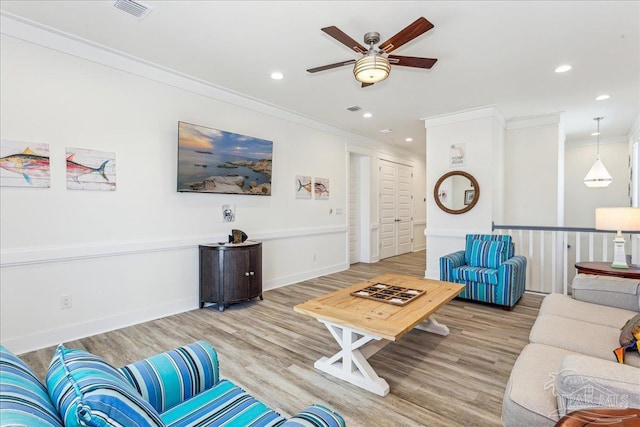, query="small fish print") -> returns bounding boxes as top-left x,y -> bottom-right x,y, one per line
314,182 -> 329,196
66,154 -> 110,182
297,178 -> 312,193
0,147 -> 50,185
